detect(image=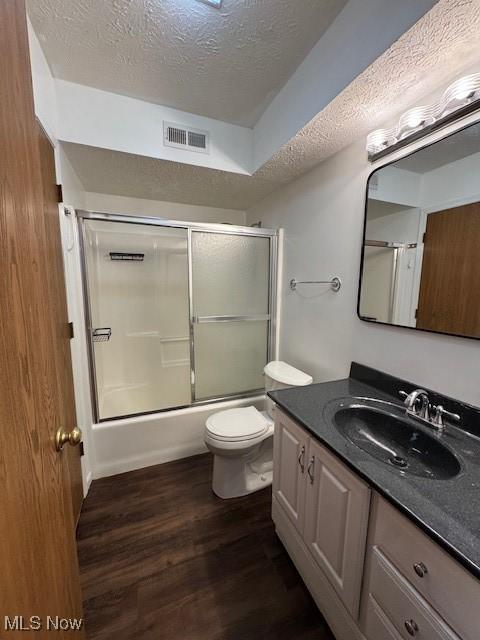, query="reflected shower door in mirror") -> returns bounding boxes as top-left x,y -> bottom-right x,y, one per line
83,220 -> 192,420
359,119 -> 480,339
